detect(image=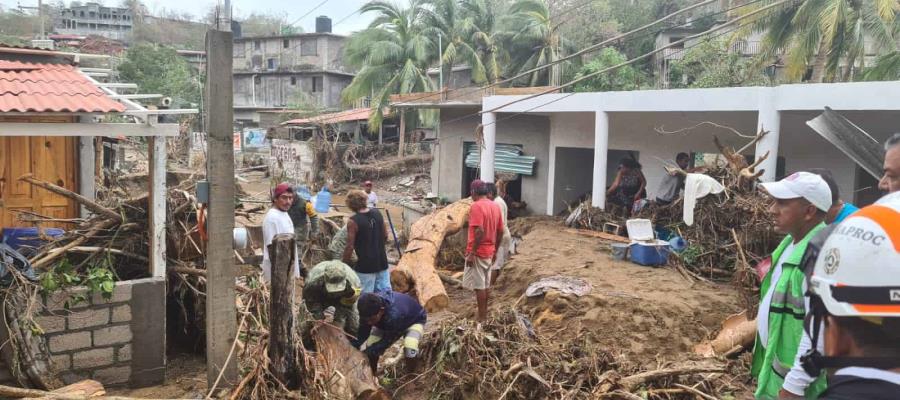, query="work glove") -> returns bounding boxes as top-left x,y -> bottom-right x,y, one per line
323,306 -> 336,323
